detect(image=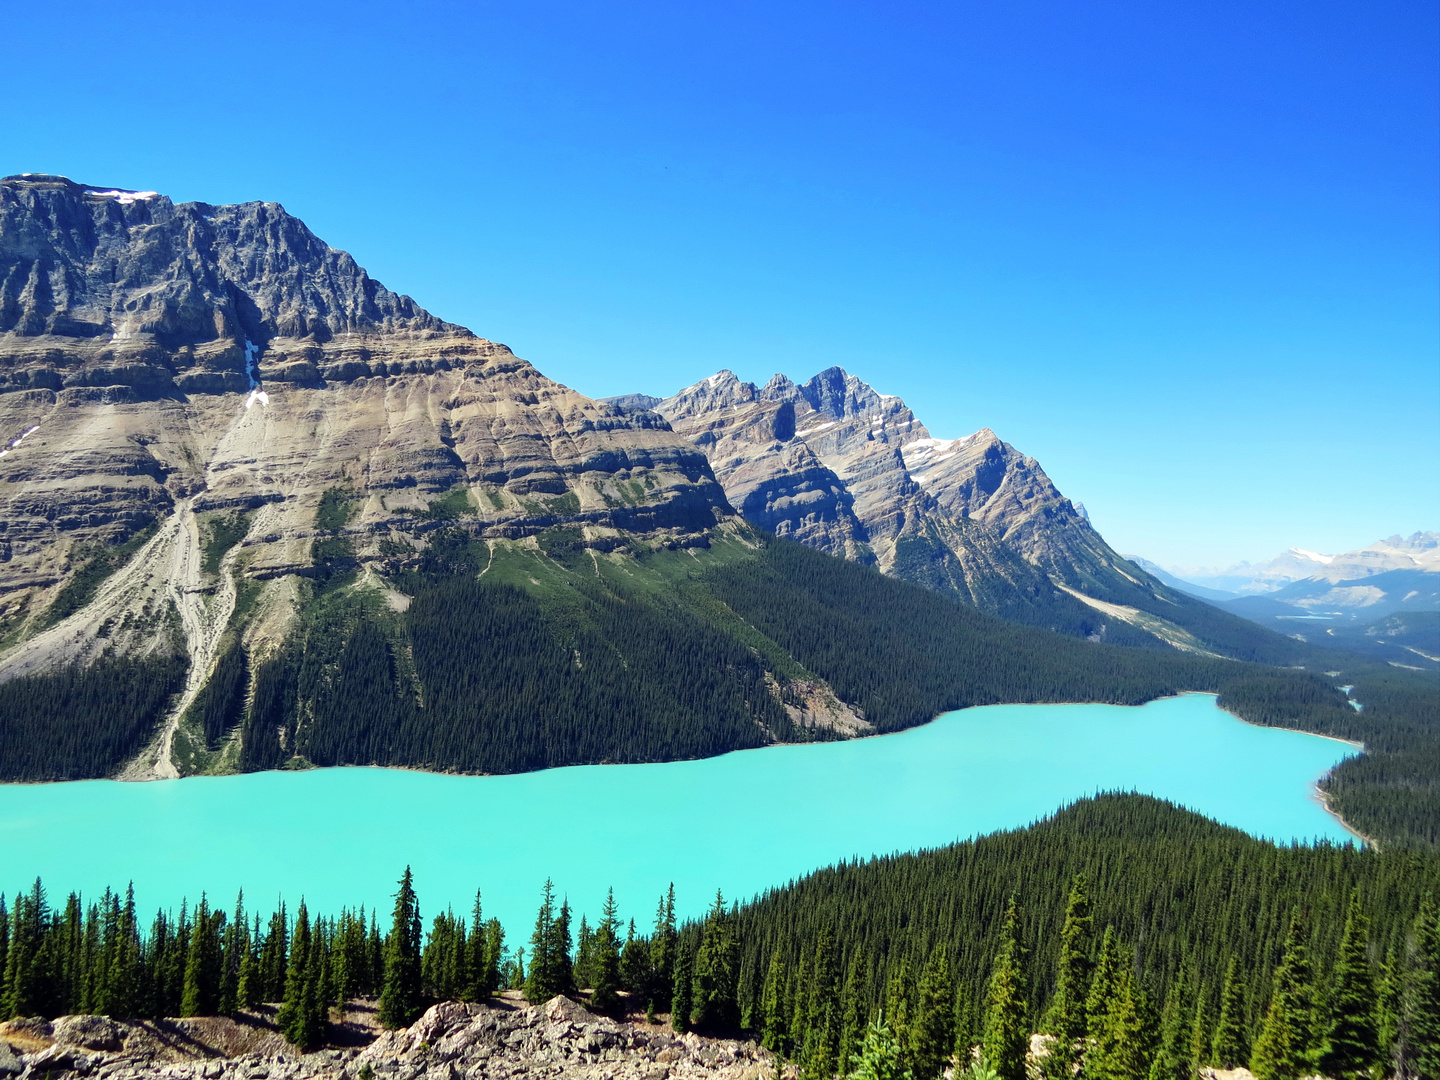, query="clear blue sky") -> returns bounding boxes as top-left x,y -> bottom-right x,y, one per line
6,1 -> 1436,568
